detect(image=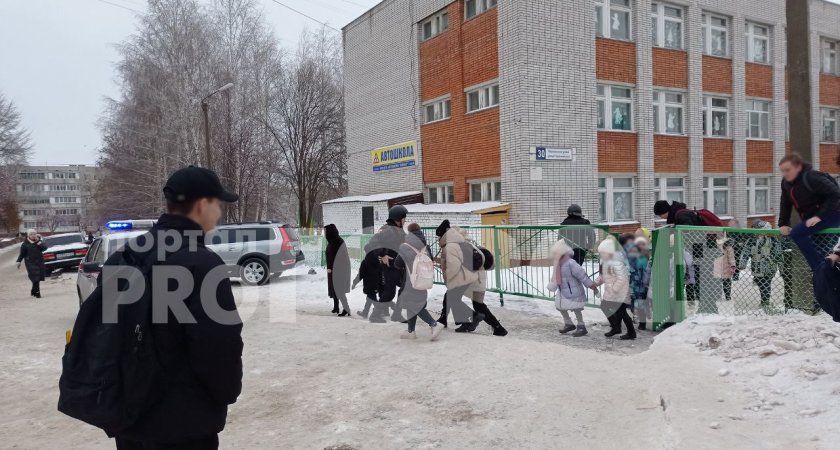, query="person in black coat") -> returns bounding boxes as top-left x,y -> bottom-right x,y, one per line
778,154 -> 840,271
361,205 -> 408,323
560,204 -> 596,266
16,229 -> 48,298
324,224 -> 352,316
108,166 -> 243,450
